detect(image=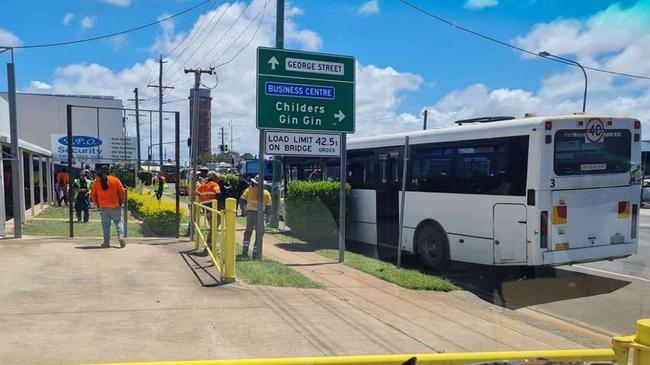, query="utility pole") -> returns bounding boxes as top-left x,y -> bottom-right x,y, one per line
268,0 -> 285,231
184,67 -> 214,240
128,88 -> 145,178
148,55 -> 174,173
4,48 -> 22,237
220,126 -> 225,155
423,109 -> 428,130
